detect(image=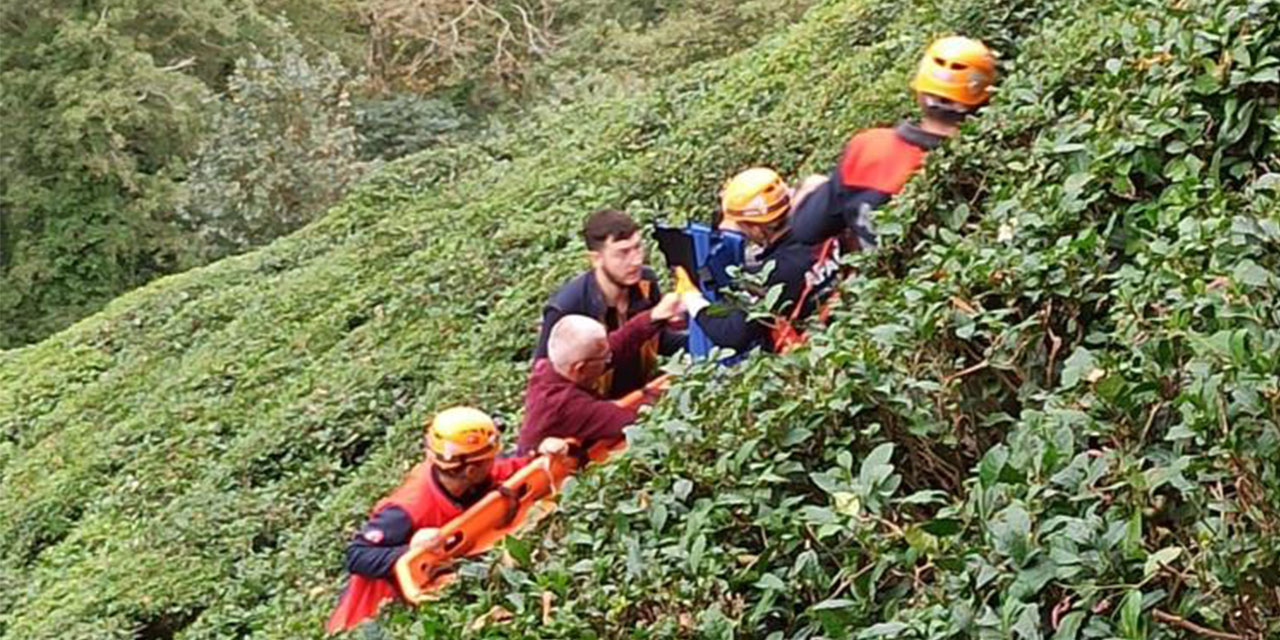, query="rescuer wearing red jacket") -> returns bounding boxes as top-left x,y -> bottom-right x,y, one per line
327,407 -> 567,633
792,36 -> 998,249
